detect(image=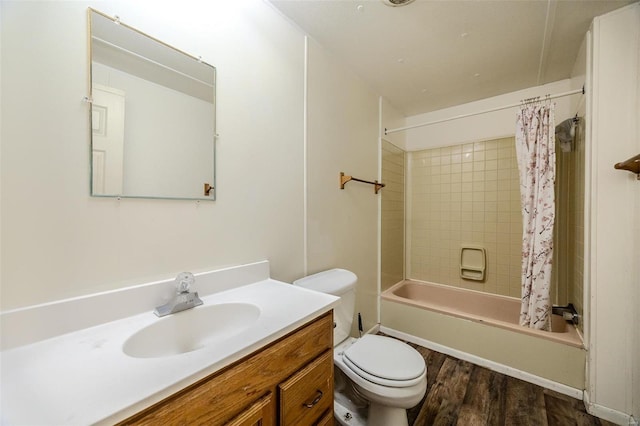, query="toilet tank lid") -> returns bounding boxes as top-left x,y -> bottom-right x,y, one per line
293,269 -> 357,295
